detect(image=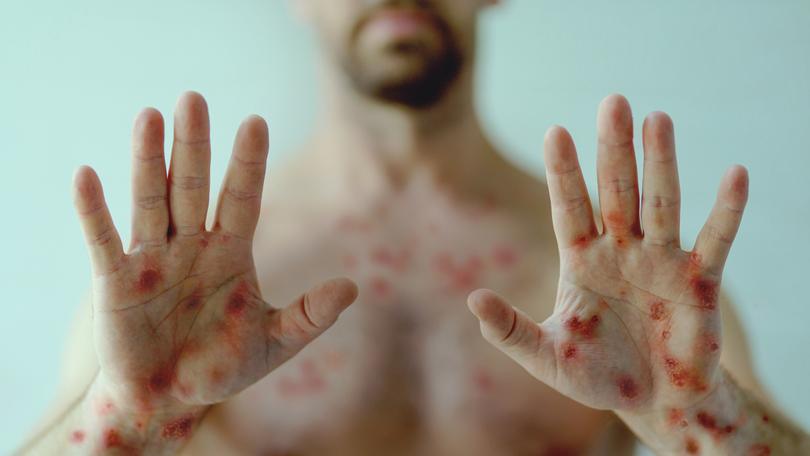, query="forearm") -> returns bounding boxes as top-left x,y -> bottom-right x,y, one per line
17,376 -> 207,455
618,369 -> 809,455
